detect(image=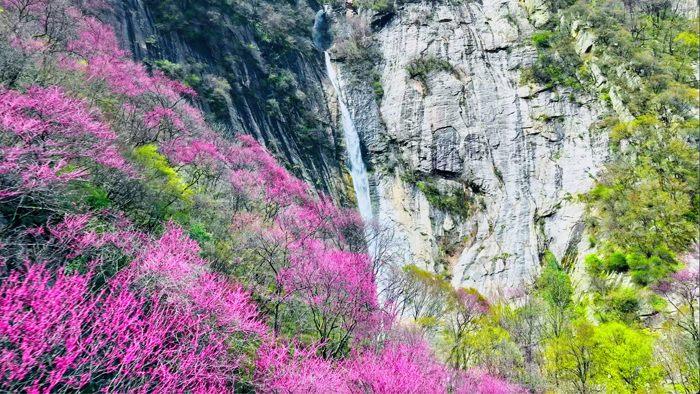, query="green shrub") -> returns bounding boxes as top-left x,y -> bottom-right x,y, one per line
153,59 -> 184,78
603,286 -> 640,323
585,254 -> 605,276
133,144 -> 193,203
372,81 -> 384,100
371,71 -> 384,101
80,183 -> 111,210
627,252 -> 676,286
586,249 -> 678,286
531,30 -> 554,48
538,252 -> 573,313
606,252 -> 629,273
414,179 -> 471,218
184,74 -> 202,89
406,56 -> 454,88
189,222 -> 213,245
355,0 -> 393,13
530,45 -> 583,89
